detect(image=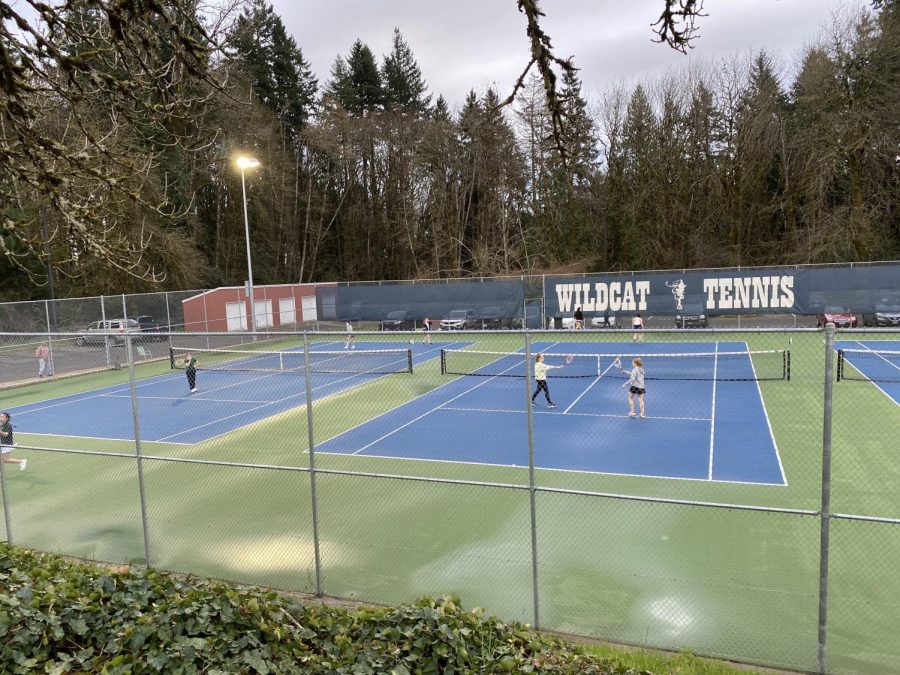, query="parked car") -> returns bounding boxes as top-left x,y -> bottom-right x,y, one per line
816,311 -> 858,328
479,306 -> 508,330
136,315 -> 167,341
440,309 -> 478,330
590,313 -> 617,328
380,310 -> 415,331
75,319 -> 140,346
862,295 -> 900,327
675,306 -> 708,328
862,311 -> 900,327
